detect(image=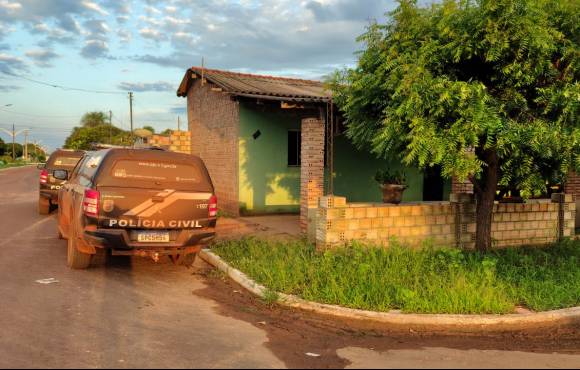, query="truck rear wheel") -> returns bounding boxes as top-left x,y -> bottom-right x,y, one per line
38,198 -> 50,215
67,226 -> 92,270
91,248 -> 109,267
